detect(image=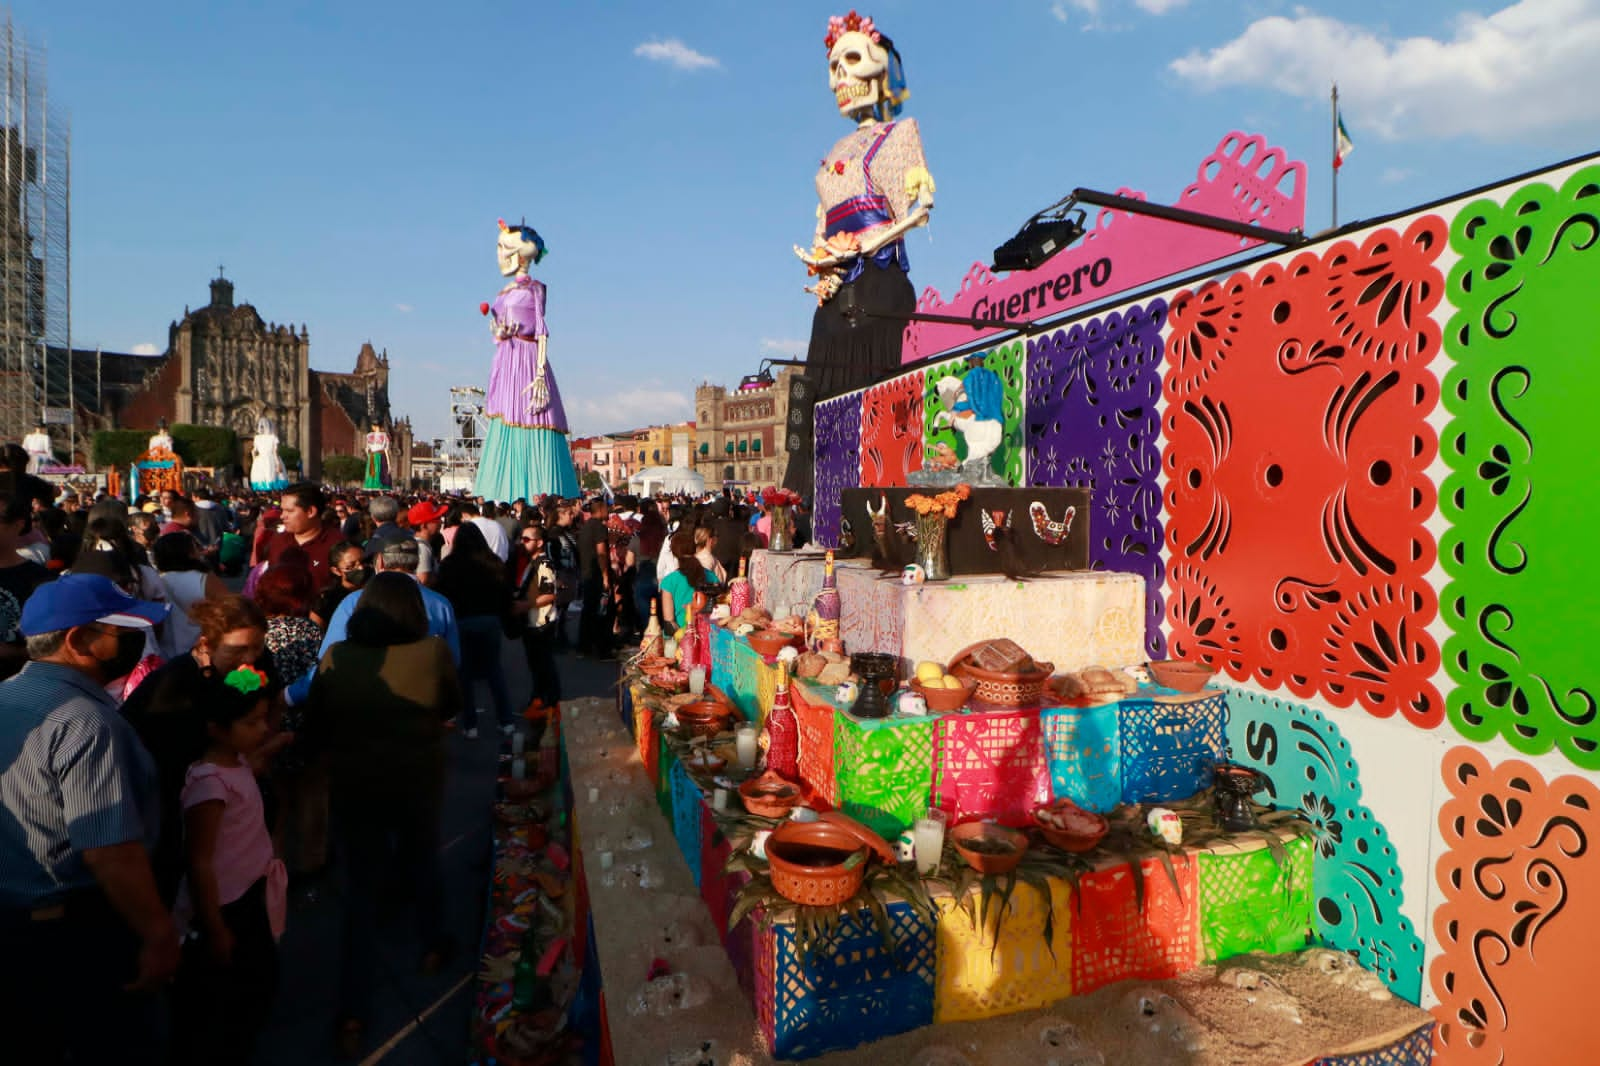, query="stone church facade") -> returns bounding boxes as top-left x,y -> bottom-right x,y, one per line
115,274 -> 412,483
